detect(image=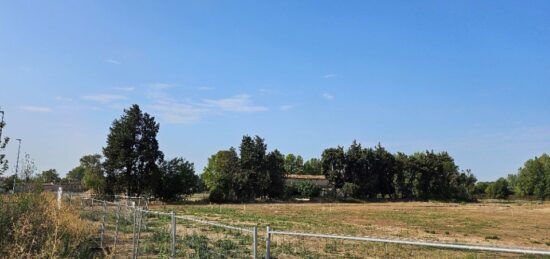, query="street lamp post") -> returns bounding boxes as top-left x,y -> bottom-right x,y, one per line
12,139 -> 21,193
